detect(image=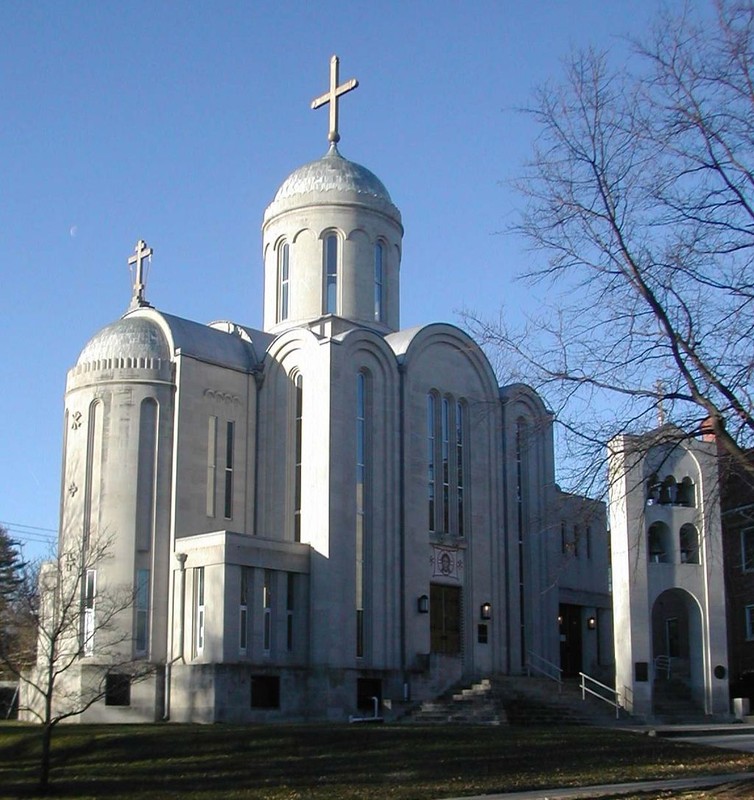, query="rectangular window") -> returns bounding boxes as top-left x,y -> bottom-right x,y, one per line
561,521 -> 567,554
573,525 -> 580,557
586,526 -> 592,559
251,675 -> 280,709
239,567 -> 249,654
83,568 -> 96,656
746,605 -> 754,641
286,573 -> 294,652
206,416 -> 217,517
194,567 -> 205,658
224,421 -> 234,519
742,529 -> 754,572
135,568 -> 150,655
105,674 -> 131,706
263,570 -> 272,654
